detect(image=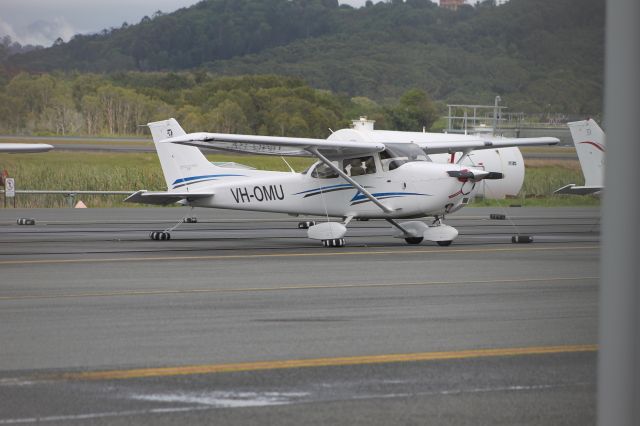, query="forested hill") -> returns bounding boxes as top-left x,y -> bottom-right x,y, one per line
8,0 -> 343,71
5,0 -> 603,113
